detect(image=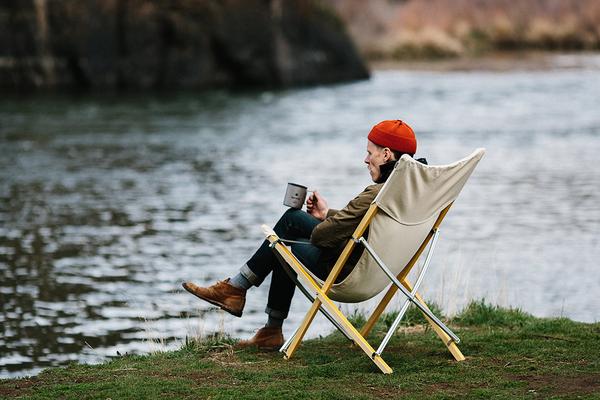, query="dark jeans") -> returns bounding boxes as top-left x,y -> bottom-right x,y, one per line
241,208 -> 328,319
